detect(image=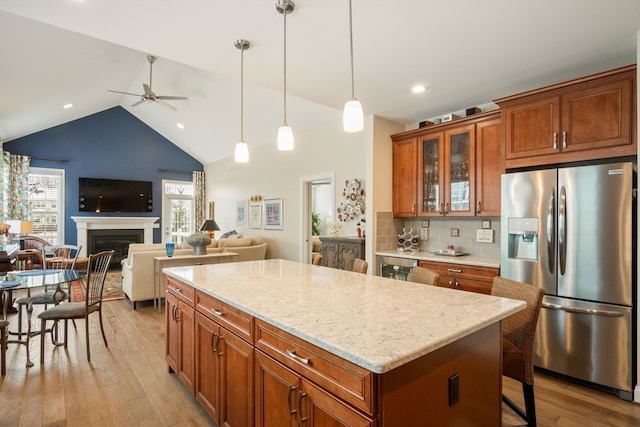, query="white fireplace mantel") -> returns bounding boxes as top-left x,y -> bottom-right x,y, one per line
72,216 -> 159,256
